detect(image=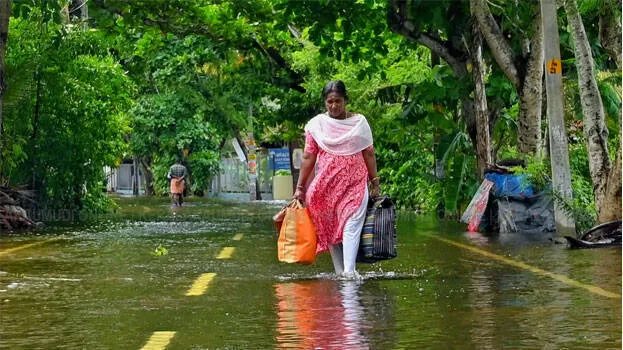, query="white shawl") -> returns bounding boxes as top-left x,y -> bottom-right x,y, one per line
304,113 -> 373,156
